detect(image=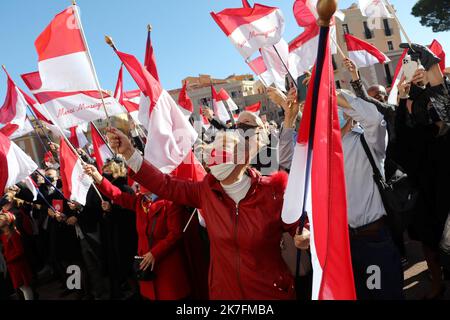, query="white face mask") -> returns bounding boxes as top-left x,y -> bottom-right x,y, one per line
209,163 -> 237,181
